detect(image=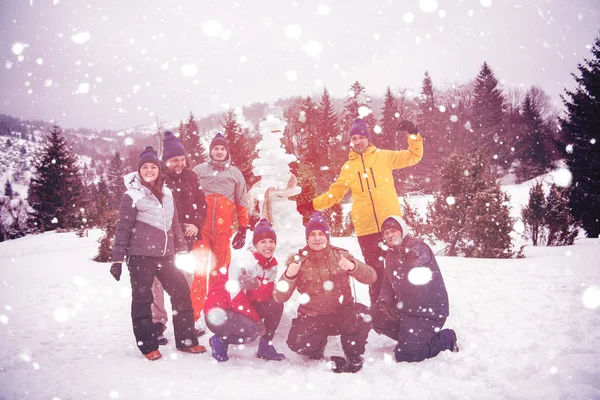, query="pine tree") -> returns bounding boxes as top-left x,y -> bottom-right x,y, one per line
515,92 -> 554,181
427,150 -> 514,258
298,96 -> 321,163
4,180 -> 14,198
379,86 -> 399,151
221,109 -> 256,185
416,71 -> 445,191
28,125 -> 85,232
521,182 -> 546,246
471,62 -> 507,170
106,151 -> 125,208
545,184 -> 578,246
181,112 -> 207,167
316,87 -> 344,190
341,81 -> 377,136
402,199 -> 428,239
560,34 -> 600,238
